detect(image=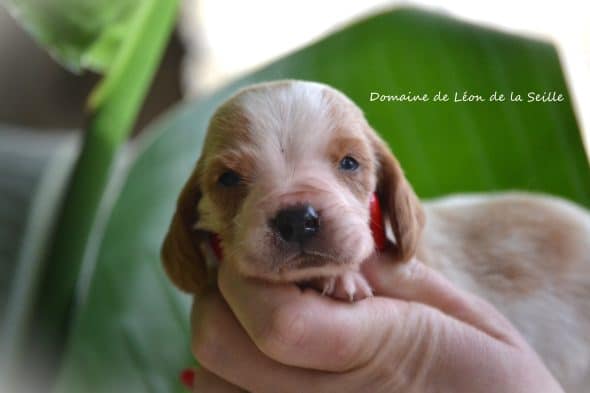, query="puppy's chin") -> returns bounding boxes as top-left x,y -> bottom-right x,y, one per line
231,231 -> 375,283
